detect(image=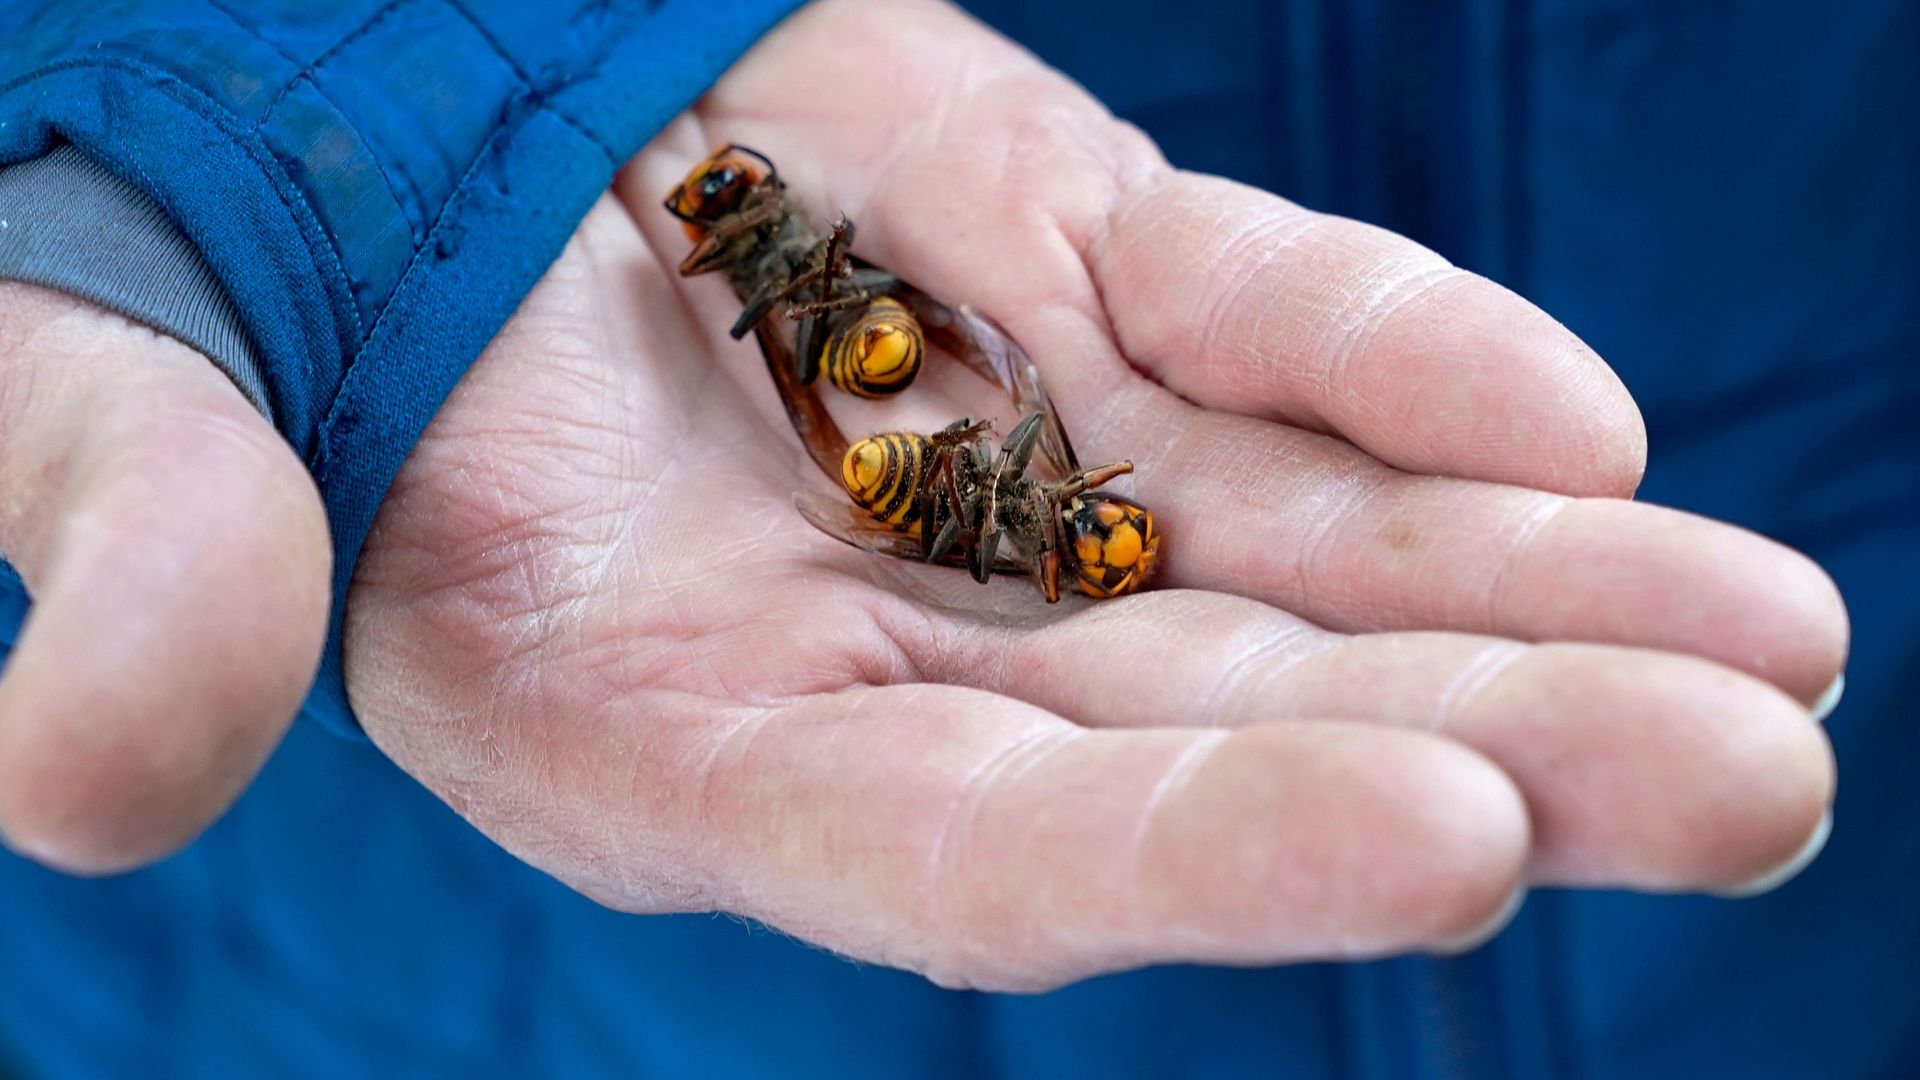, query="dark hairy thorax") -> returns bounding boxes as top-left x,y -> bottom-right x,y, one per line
719,190 -> 821,306
954,435 -> 1051,566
